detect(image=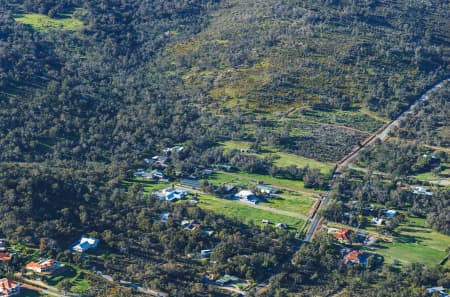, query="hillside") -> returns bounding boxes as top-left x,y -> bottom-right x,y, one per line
0,0 -> 449,164
0,1 -> 449,296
